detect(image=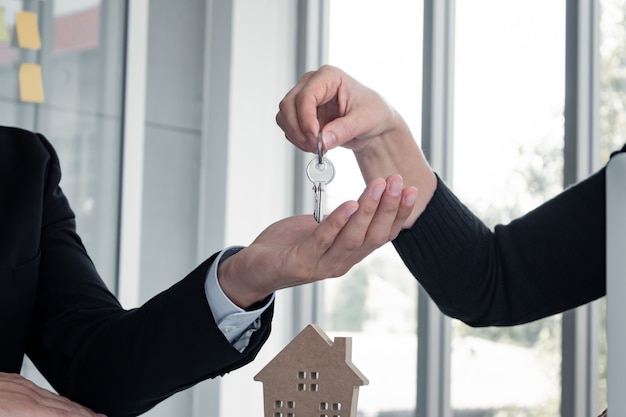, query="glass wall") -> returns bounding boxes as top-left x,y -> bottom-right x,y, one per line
599,0 -> 626,162
0,0 -> 126,392
328,1 -> 616,416
0,0 -> 126,290
325,1 -> 423,416
325,1 -> 610,416
452,1 -> 565,416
